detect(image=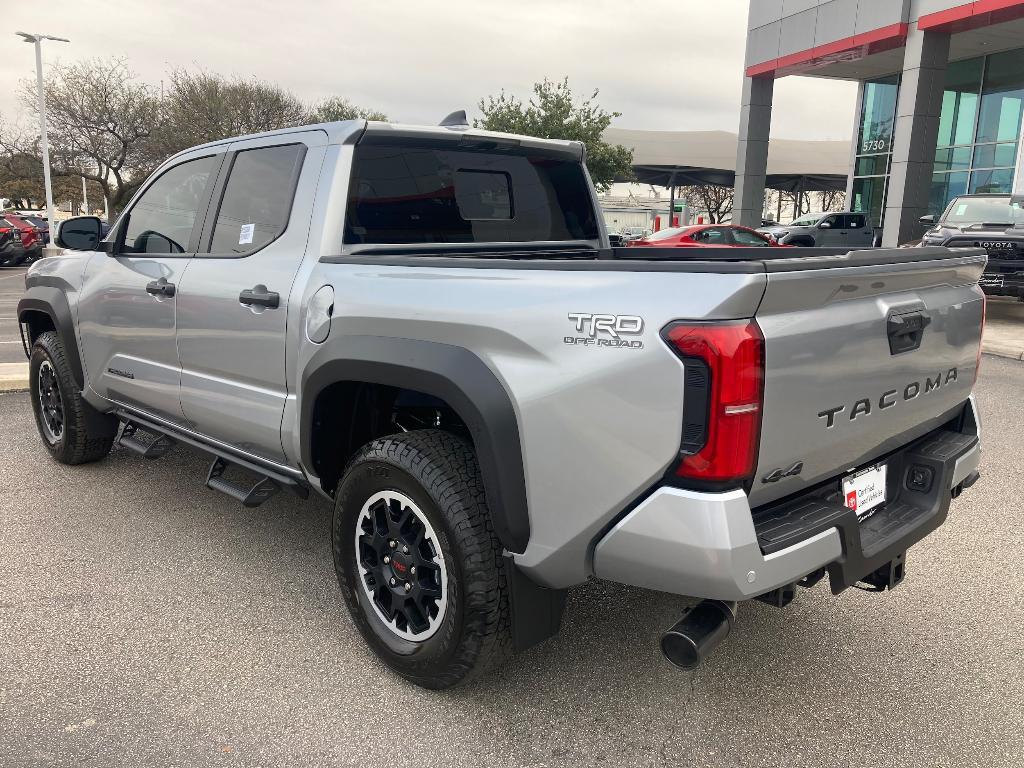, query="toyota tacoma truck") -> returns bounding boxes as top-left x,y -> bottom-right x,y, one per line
918,193 -> 1024,299
19,118 -> 984,689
